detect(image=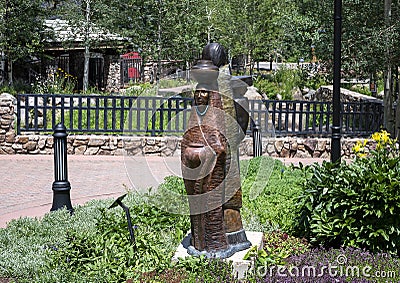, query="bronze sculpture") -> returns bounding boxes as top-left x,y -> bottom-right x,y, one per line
181,44 -> 251,258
